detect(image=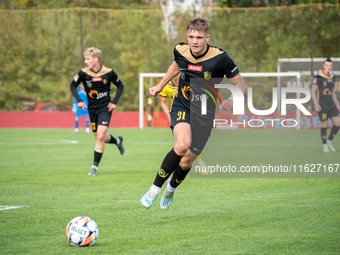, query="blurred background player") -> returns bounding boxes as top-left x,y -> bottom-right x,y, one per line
72,82 -> 91,134
70,47 -> 125,176
311,58 -> 340,153
159,65 -> 207,175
